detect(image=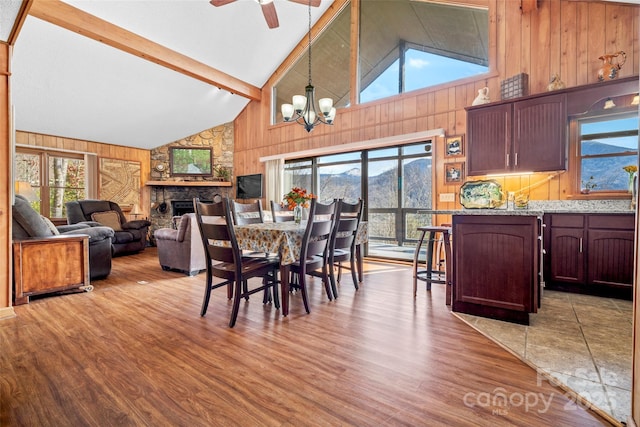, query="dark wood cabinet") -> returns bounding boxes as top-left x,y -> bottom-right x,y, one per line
452,215 -> 540,324
513,94 -> 567,172
544,213 -> 634,299
466,103 -> 511,175
546,214 -> 585,285
549,227 -> 585,284
467,93 -> 566,176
